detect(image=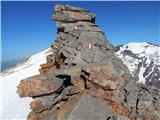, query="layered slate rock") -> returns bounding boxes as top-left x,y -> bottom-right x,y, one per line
53,5 -> 96,23
17,5 -> 160,120
17,75 -> 64,97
